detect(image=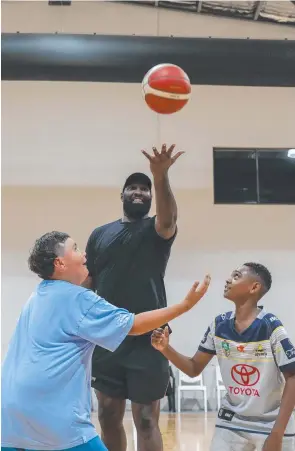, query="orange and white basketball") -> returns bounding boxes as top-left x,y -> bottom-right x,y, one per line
142,64 -> 191,114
